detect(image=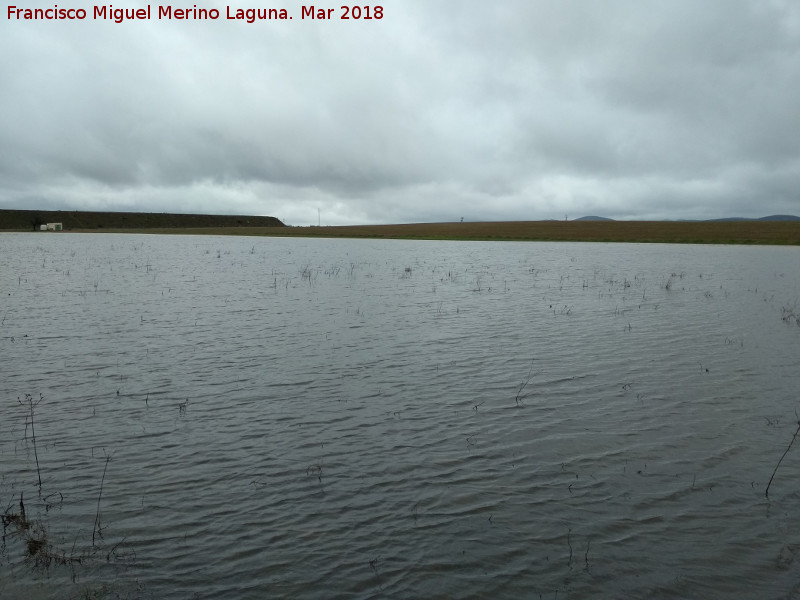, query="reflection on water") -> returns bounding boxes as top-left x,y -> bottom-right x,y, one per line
1,233 -> 799,599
